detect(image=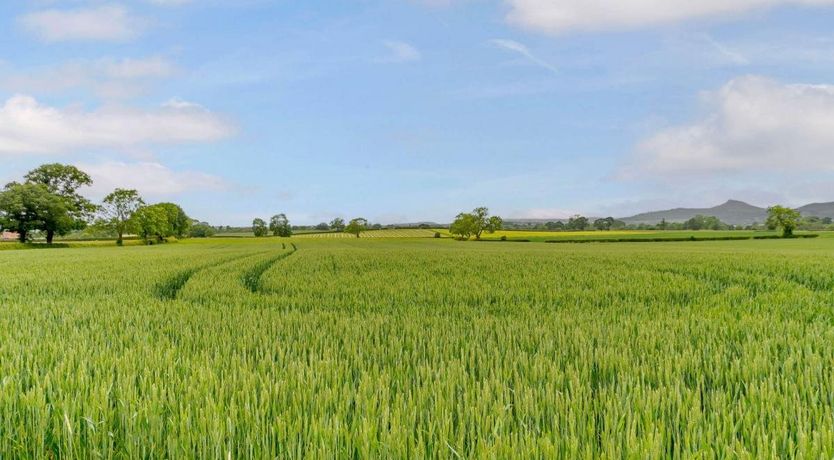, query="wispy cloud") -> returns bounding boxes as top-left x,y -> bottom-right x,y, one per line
505,0 -> 834,35
380,40 -> 422,63
703,35 -> 750,65
19,5 -> 144,42
489,39 -> 558,75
